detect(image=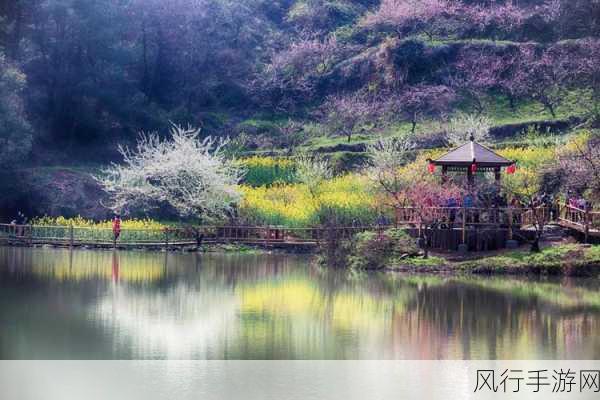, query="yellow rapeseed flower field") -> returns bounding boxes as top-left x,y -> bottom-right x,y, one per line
239,174 -> 378,227
33,215 -> 167,230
